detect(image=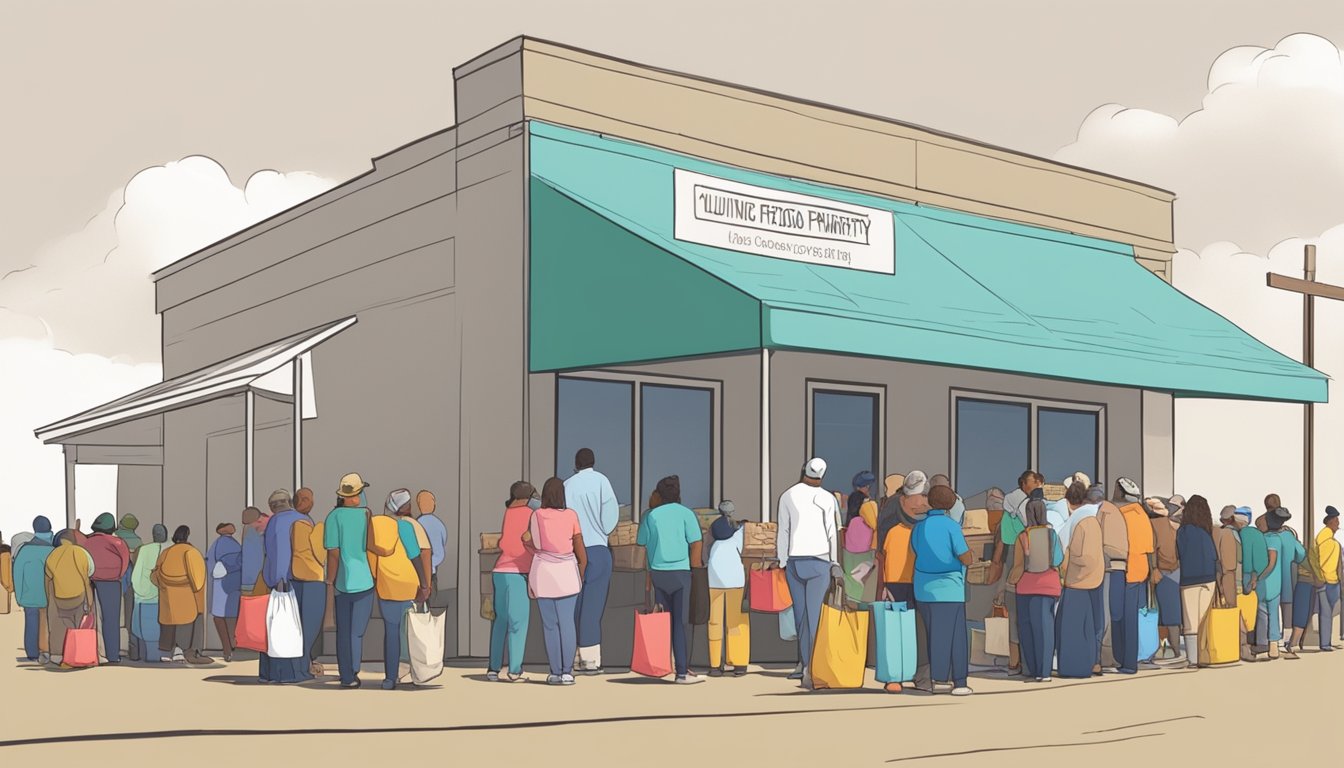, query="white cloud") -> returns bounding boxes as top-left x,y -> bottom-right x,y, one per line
0,158 -> 332,539
0,156 -> 334,363
0,338 -> 161,541
1057,33 -> 1344,255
